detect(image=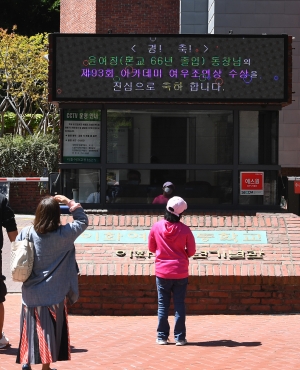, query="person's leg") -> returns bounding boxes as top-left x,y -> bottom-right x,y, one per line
0,302 -> 4,334
0,253 -> 6,337
156,277 -> 172,341
0,276 -> 9,347
173,277 -> 188,343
